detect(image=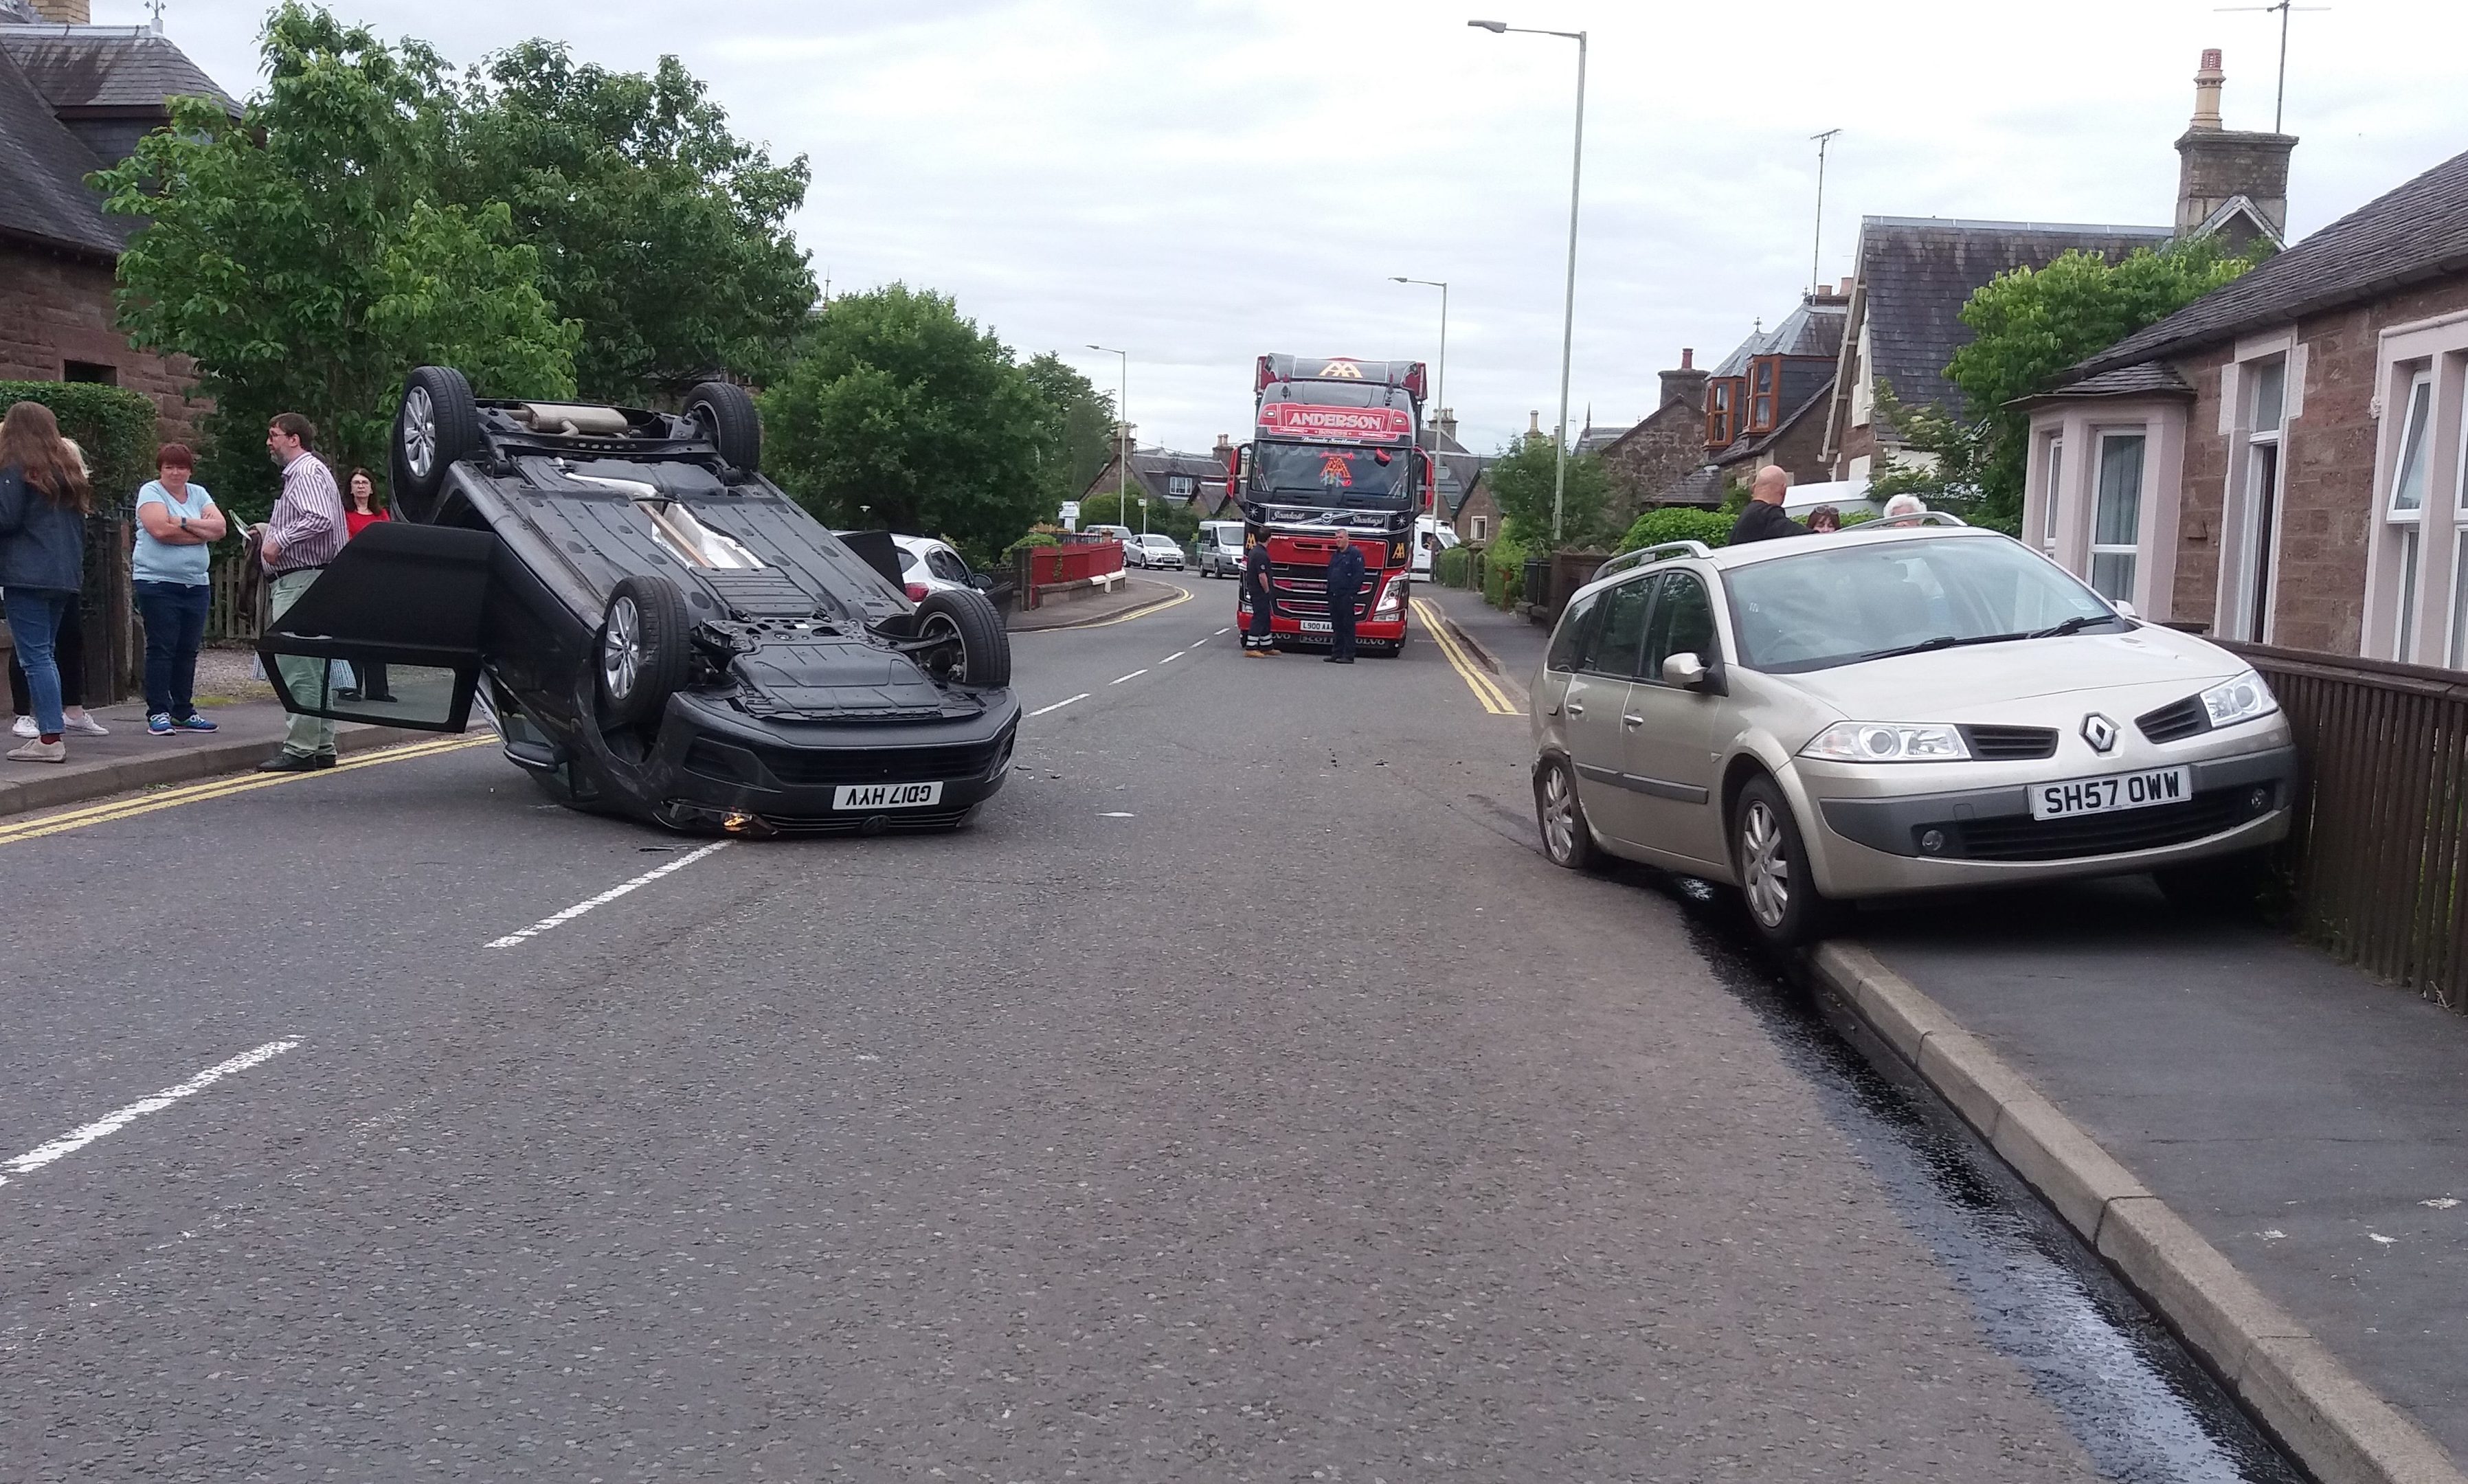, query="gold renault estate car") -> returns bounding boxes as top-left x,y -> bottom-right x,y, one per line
1529,518 -> 2297,946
